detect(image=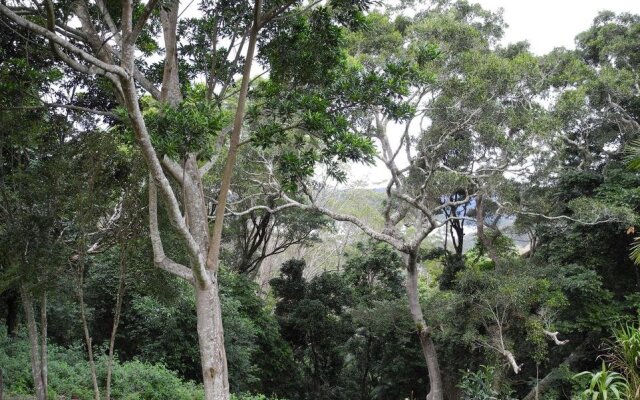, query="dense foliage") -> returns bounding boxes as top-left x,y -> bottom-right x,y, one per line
1,1 -> 640,400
